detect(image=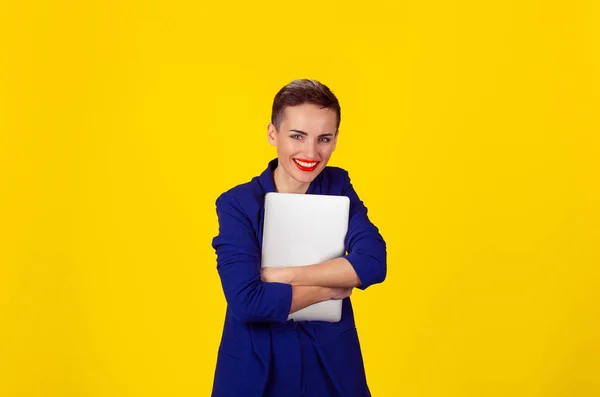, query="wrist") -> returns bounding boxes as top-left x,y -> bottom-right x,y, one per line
321,286 -> 334,301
